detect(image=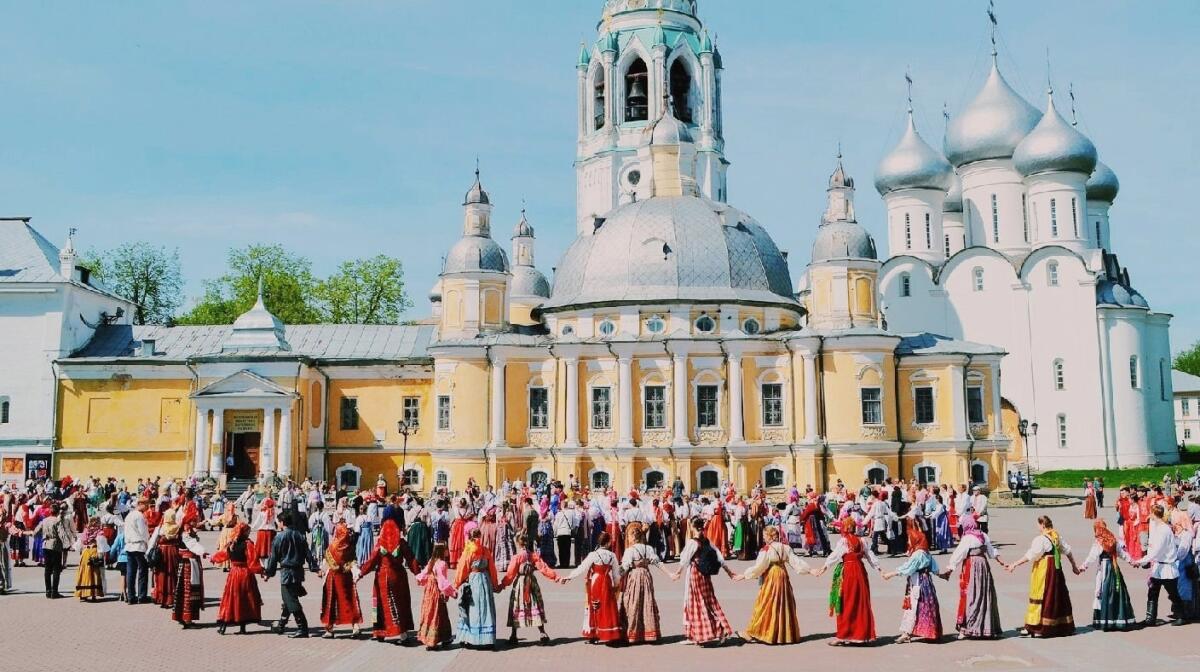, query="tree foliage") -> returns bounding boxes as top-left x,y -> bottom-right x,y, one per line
314,255 -> 411,324
177,244 -> 322,325
80,242 -> 183,325
1176,340 -> 1200,377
